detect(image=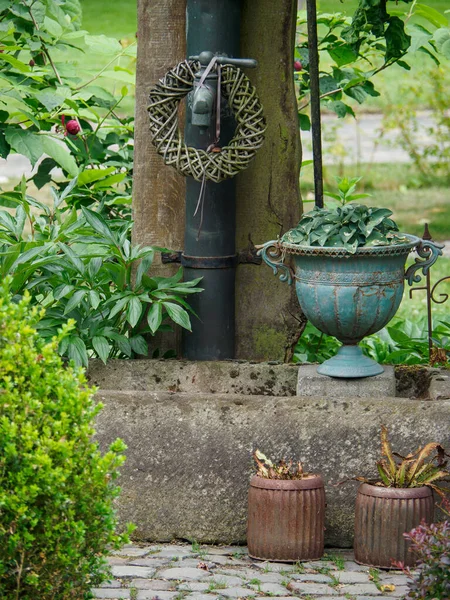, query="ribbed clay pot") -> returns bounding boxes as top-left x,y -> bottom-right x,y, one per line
354,483 -> 434,568
247,474 -> 325,562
